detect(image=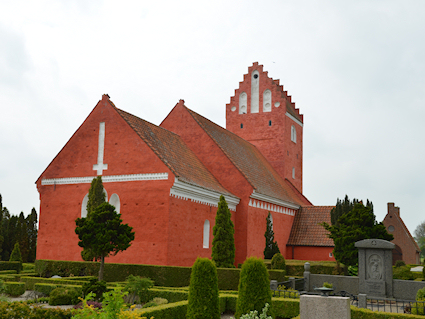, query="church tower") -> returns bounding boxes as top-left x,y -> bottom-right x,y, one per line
226,63 -> 304,193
